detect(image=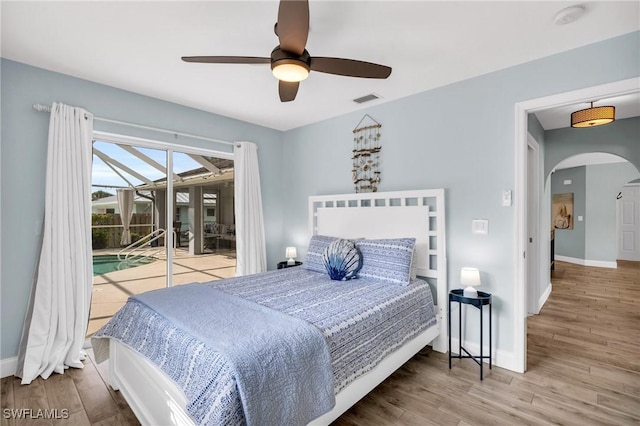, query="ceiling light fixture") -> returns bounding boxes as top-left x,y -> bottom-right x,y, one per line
271,61 -> 310,82
571,102 -> 615,128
